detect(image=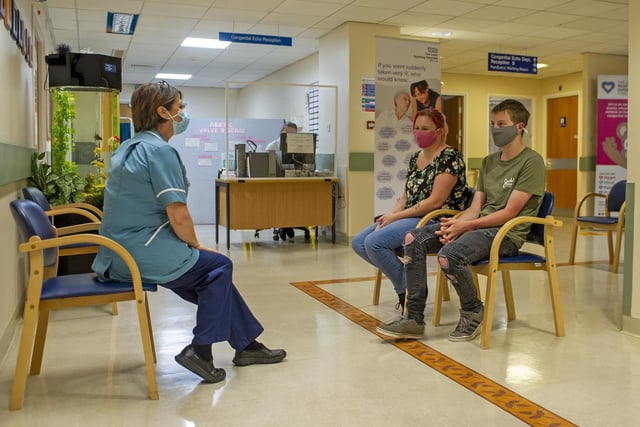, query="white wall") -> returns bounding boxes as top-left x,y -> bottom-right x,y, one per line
121,84 -> 228,118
